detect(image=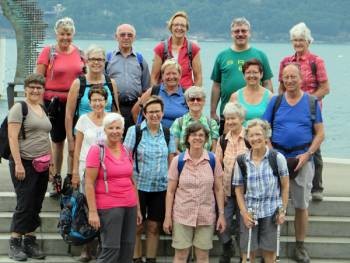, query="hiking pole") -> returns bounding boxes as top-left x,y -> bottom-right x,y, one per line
276,224 -> 281,262
246,210 -> 257,262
